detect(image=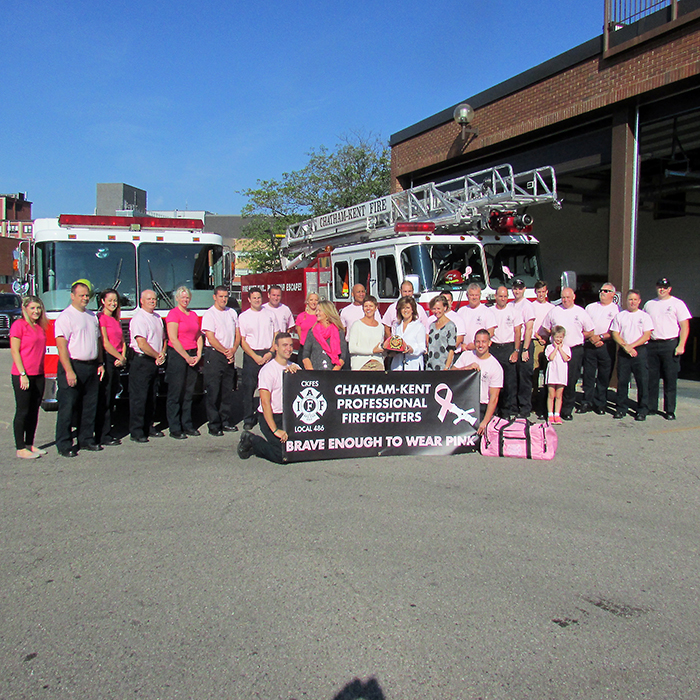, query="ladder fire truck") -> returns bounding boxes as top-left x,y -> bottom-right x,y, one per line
242,163 -> 562,316
15,214 -> 233,409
